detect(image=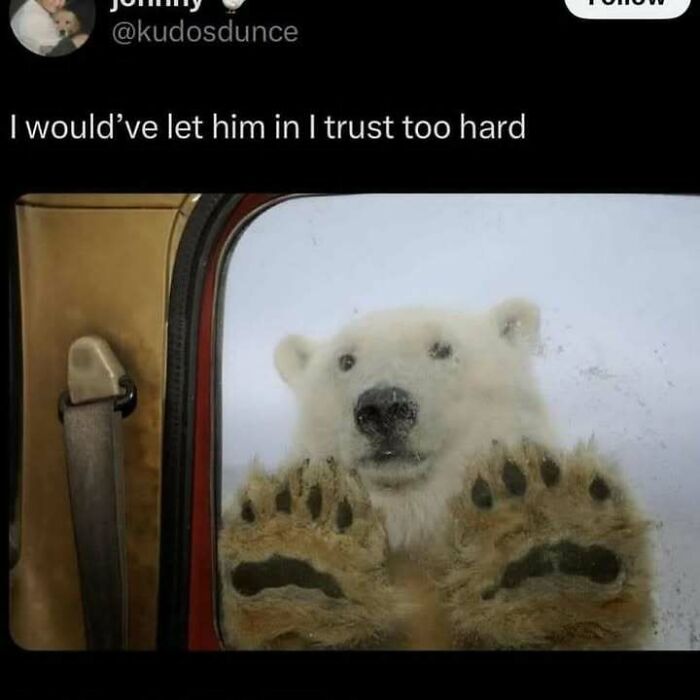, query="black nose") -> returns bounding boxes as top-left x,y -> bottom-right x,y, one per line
354,386 -> 418,440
